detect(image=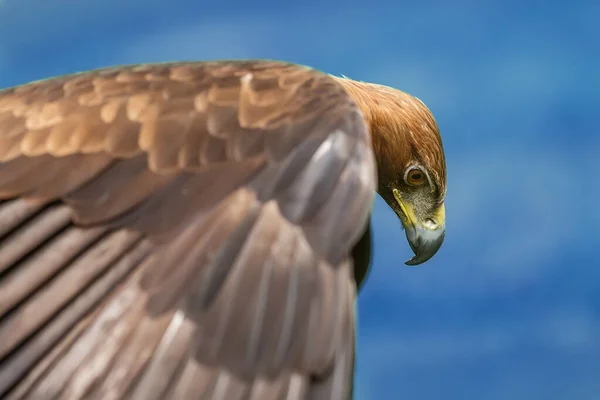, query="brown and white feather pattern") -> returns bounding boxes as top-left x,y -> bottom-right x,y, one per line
0,60 -> 375,399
